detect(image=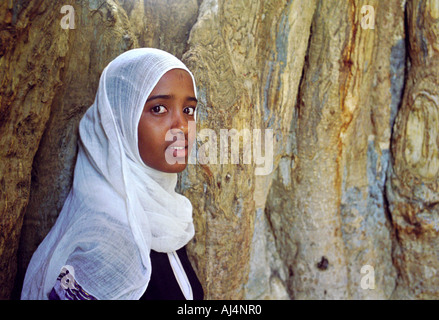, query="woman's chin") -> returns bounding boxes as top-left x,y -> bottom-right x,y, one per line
166,164 -> 188,173
160,160 -> 188,173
